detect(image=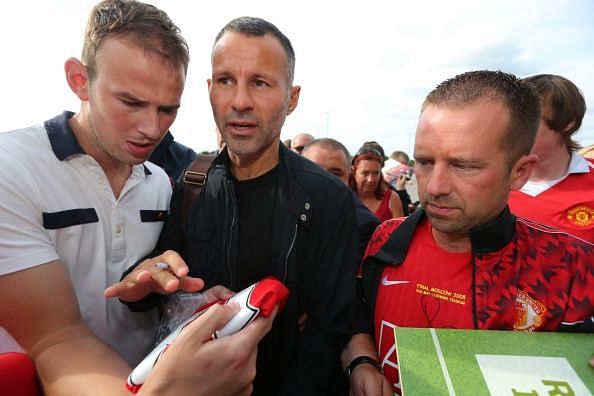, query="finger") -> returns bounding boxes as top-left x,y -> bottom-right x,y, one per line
125,259 -> 175,290
146,251 -> 192,292
158,250 -> 190,277
204,285 -> 234,302
105,269 -> 154,295
178,276 -> 205,293
177,302 -> 240,346
104,281 -> 133,298
134,269 -> 153,283
104,276 -> 153,300
150,267 -> 183,293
